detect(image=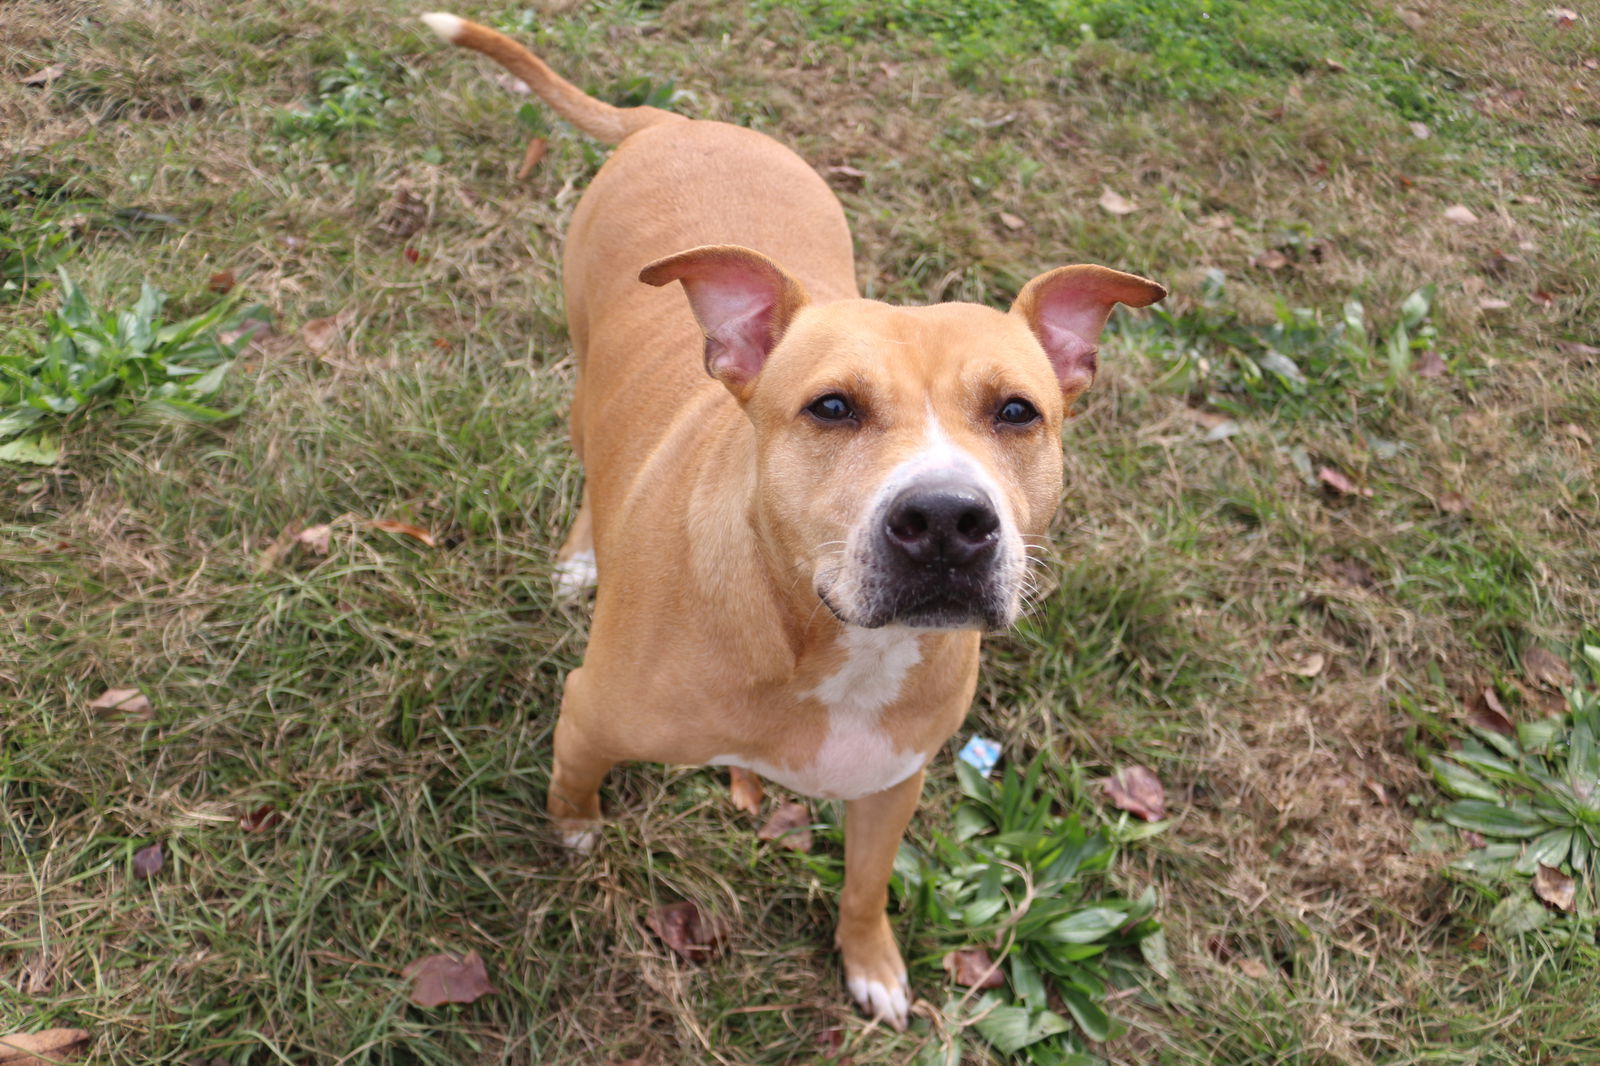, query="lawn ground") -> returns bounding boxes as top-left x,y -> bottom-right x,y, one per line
3,0 -> 1600,1063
